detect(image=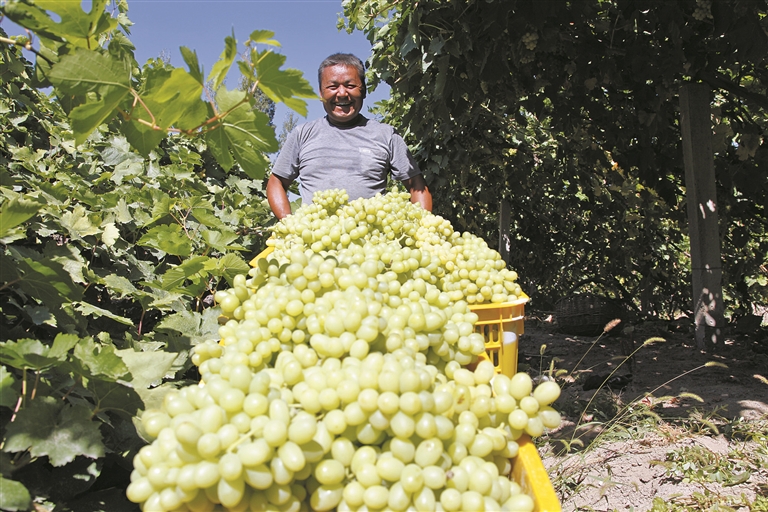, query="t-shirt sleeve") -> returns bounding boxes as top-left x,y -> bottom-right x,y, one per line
389,132 -> 421,181
271,127 -> 301,181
